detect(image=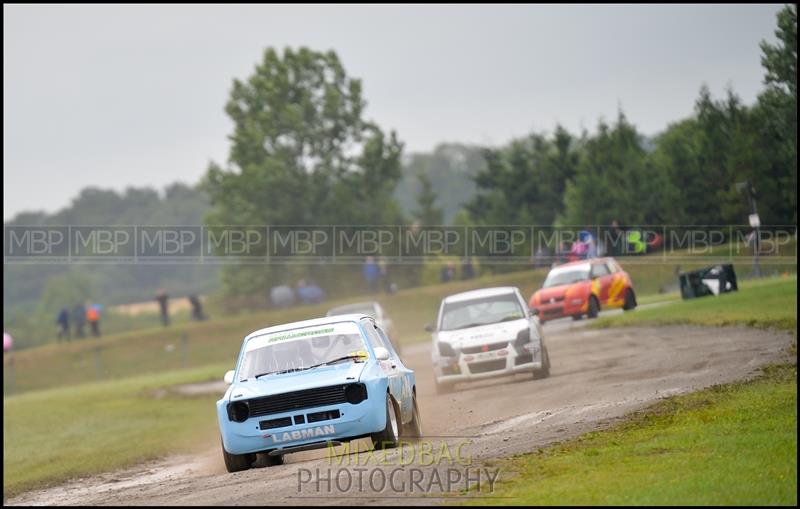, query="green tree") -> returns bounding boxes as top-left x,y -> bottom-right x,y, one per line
758,4 -> 797,223
649,118 -> 703,225
394,144 -> 486,224
465,127 -> 578,226
658,85 -> 792,225
202,47 -> 405,303
760,4 -> 797,100
412,172 -> 444,225
562,112 -> 679,226
204,47 -> 403,225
